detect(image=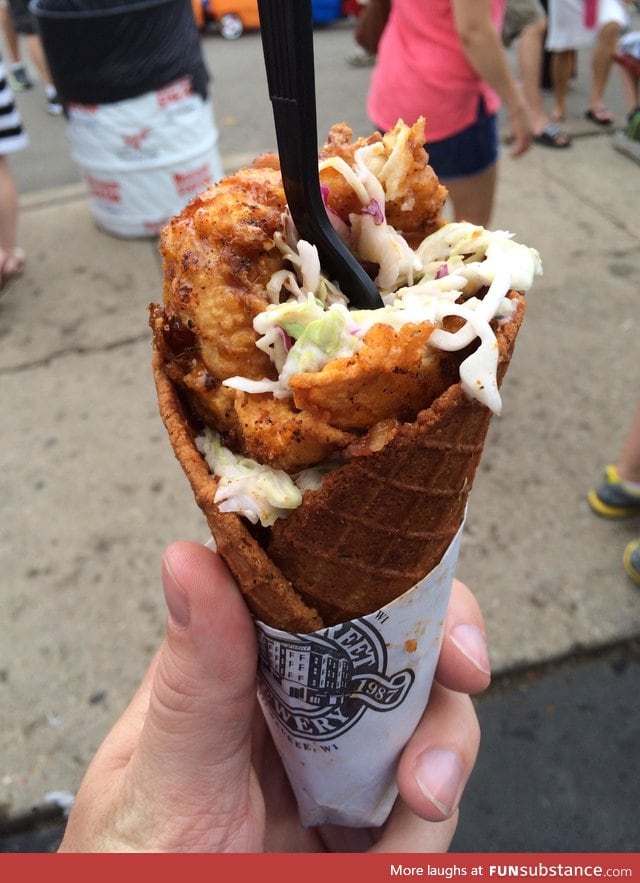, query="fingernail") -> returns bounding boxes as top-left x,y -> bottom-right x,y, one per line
162,554 -> 191,629
413,748 -> 464,817
449,623 -> 491,675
